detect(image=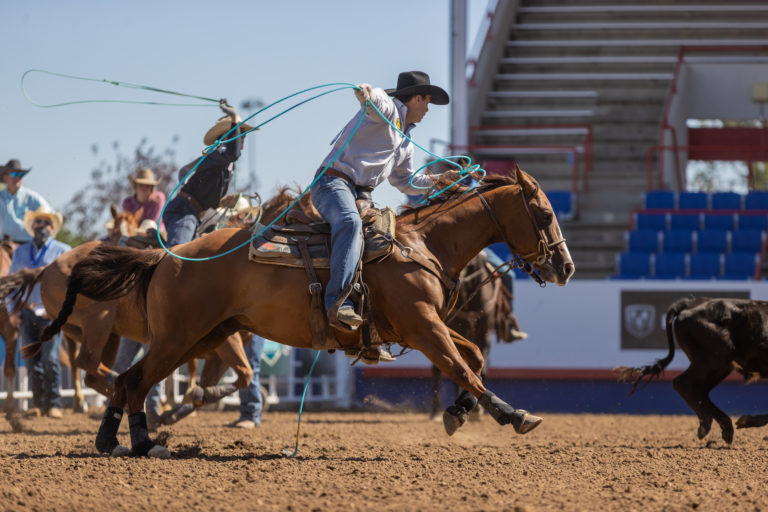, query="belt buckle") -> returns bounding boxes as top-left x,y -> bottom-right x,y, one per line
309,282 -> 322,295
